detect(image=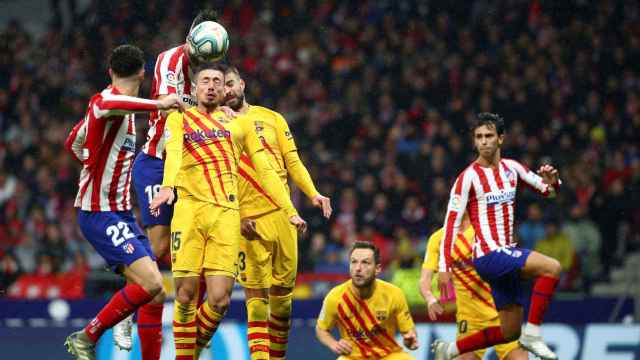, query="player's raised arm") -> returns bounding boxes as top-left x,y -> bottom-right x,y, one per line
241,119 -> 306,232
275,114 -> 332,218
505,159 -> 561,198
150,112 -> 184,213
94,92 -> 184,118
